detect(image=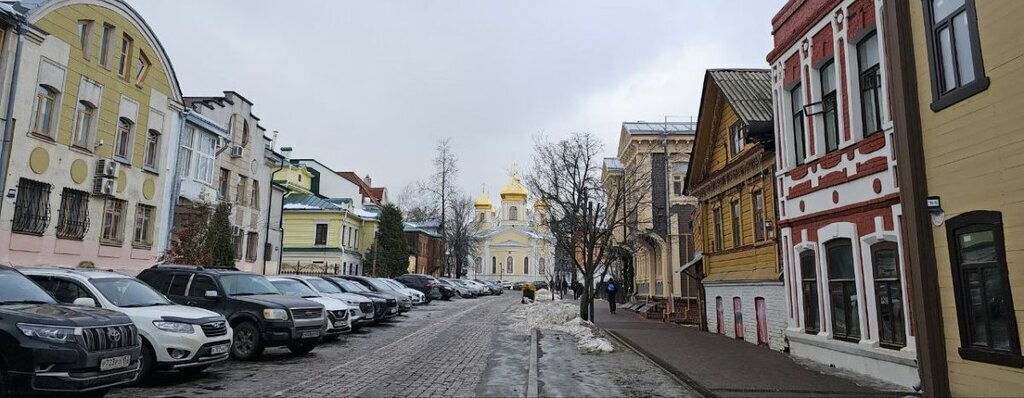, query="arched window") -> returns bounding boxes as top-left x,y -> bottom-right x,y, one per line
114,117 -> 133,160
241,120 -> 250,146
506,256 -> 513,274
509,206 -> 518,221
800,250 -> 819,334
144,129 -> 160,169
31,85 -> 59,138
478,213 -> 485,223
539,258 -> 546,275
524,257 -> 530,274
826,239 -> 859,340
72,101 -> 96,148
491,257 -> 497,274
475,257 -> 482,274
872,241 -> 905,348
